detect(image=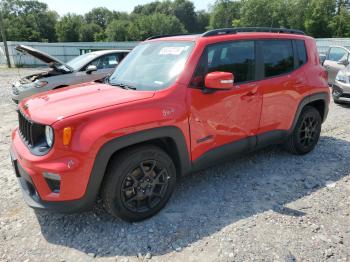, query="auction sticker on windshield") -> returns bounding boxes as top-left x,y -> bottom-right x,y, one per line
159,46 -> 189,55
